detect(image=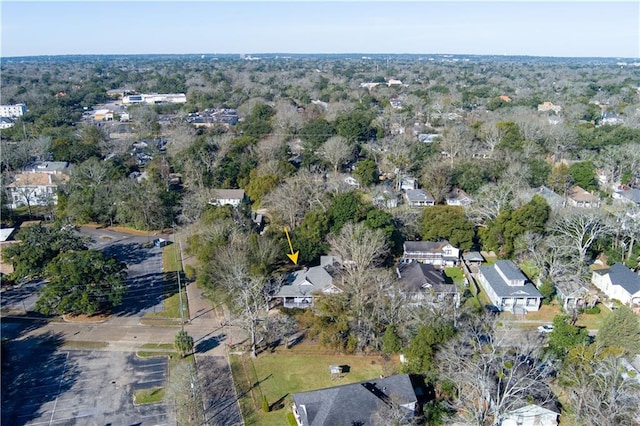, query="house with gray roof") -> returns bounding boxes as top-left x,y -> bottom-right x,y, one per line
291,374 -> 418,426
401,240 -> 460,266
534,186 -> 564,210
272,256 -> 341,309
208,189 -> 246,207
404,189 -> 435,207
613,188 -> 640,206
396,262 -> 458,305
591,263 -> 640,306
477,260 -> 542,313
